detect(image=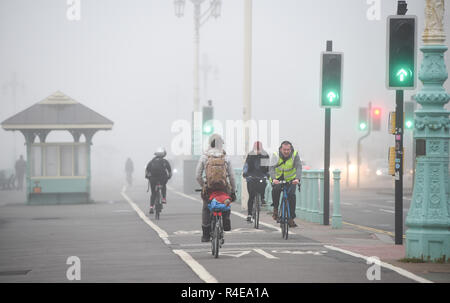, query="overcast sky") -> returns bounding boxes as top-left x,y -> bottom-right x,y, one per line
0,0 -> 449,180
